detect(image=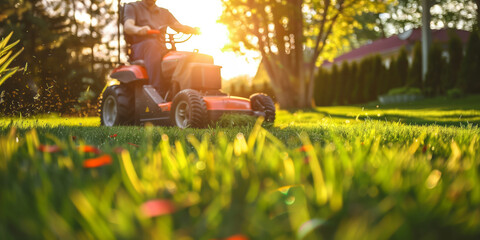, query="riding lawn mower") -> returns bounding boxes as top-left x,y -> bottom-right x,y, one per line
99,4 -> 275,128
